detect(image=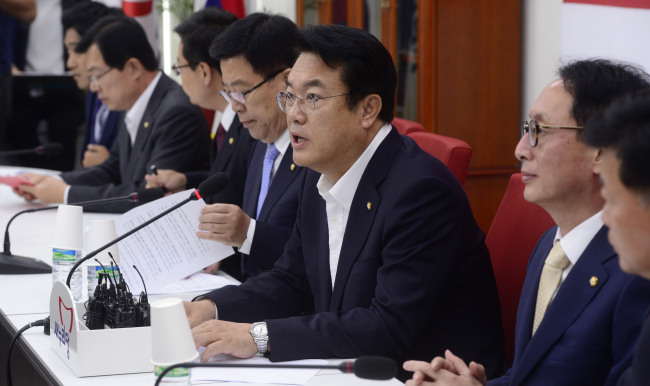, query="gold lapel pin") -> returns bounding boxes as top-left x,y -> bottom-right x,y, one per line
589,276 -> 598,287
229,137 -> 234,145
144,121 -> 150,128
367,202 -> 372,210
290,163 -> 296,171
